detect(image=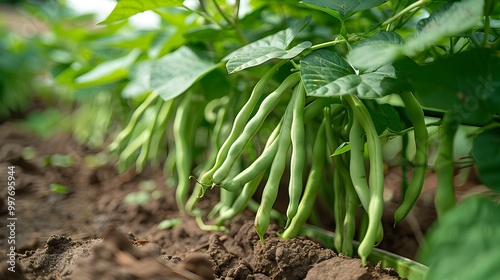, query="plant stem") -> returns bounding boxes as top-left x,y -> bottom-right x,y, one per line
311,37 -> 345,50
210,0 -> 248,44
381,0 -> 426,28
